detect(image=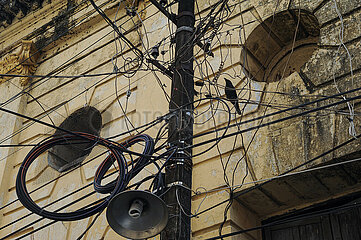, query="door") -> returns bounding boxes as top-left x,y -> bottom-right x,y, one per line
263,199 -> 361,240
